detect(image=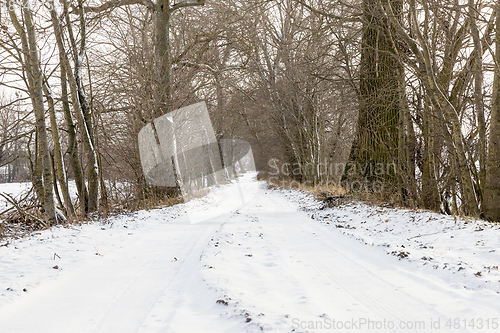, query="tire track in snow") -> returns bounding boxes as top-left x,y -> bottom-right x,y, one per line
0,219 -> 224,333
1,177 -> 499,333
235,187 -> 492,332
263,217 -> 432,332
137,219 -> 245,333
94,223 -> 218,333
253,196 -> 426,331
